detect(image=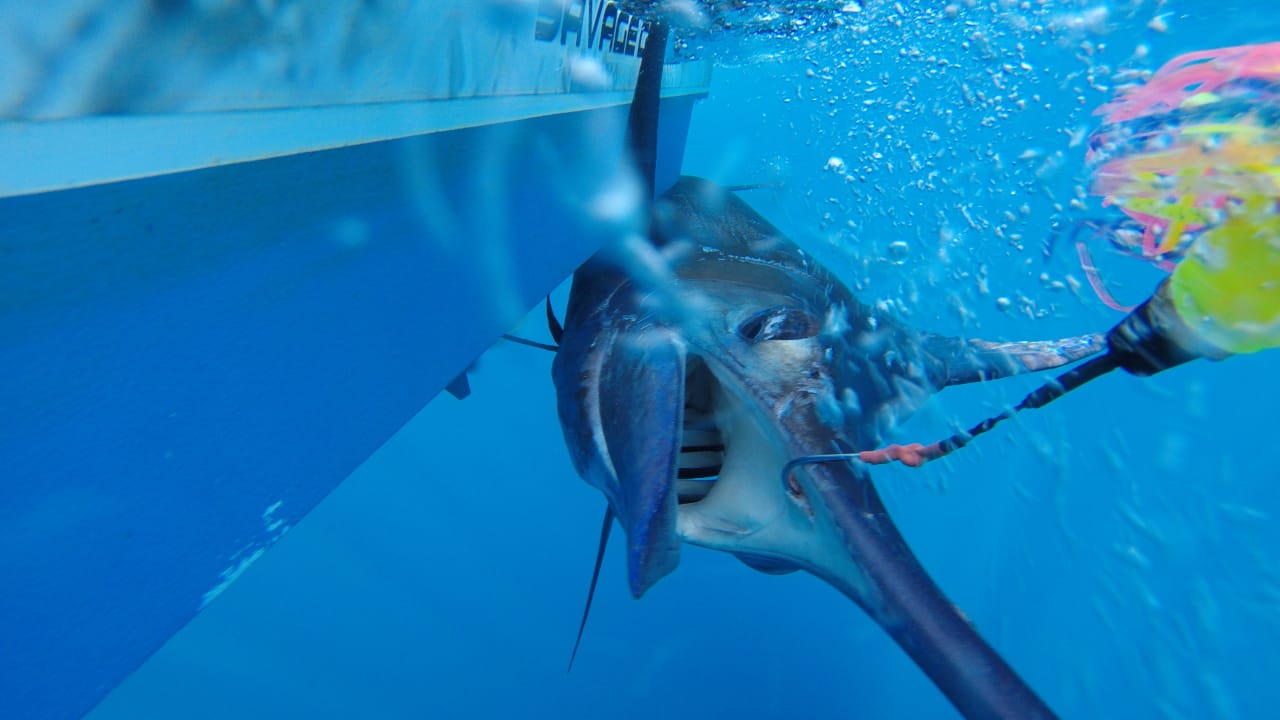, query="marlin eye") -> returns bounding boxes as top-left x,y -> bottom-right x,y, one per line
738,307 -> 819,342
